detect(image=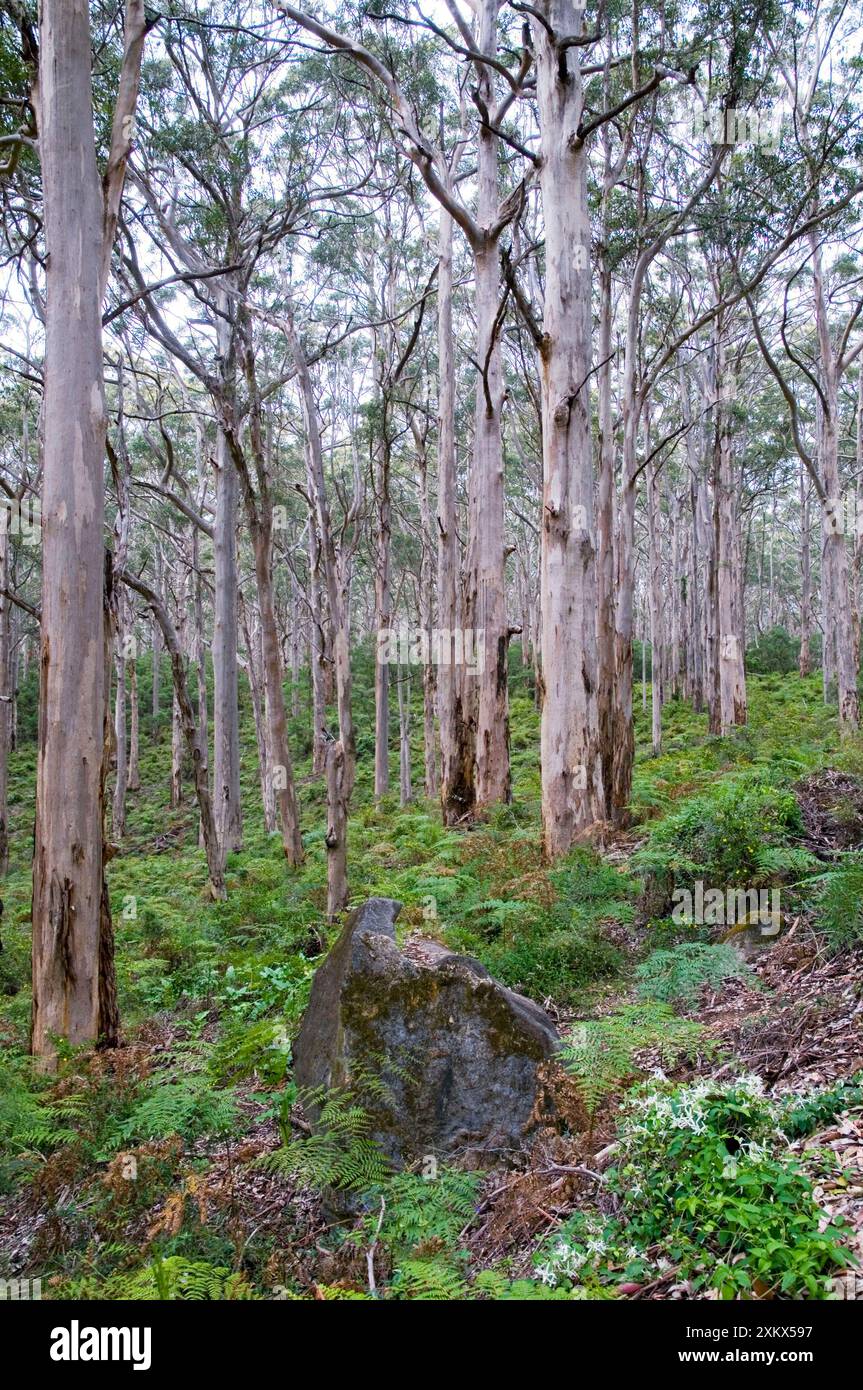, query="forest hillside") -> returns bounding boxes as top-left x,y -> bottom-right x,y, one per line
0,0 -> 862,1328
